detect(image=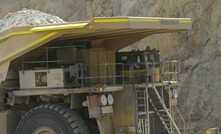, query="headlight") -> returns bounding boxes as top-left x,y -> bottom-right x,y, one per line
173,89 -> 178,98
99,94 -> 107,106
107,94 -> 114,105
